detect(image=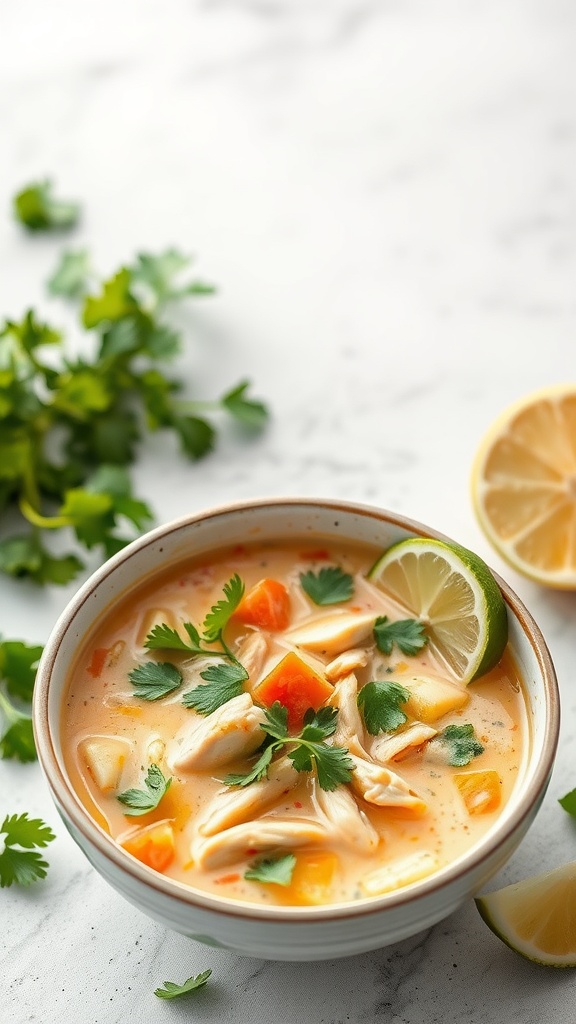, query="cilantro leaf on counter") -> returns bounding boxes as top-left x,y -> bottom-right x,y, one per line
221,380 -> 269,428
559,788 -> 576,817
129,248 -> 216,309
129,661 -> 183,701
373,616 -> 428,657
13,180 -> 80,232
245,853 -> 296,887
436,724 -> 484,767
357,680 -> 410,735
154,969 -> 212,1000
224,702 -> 354,792
0,639 -> 43,762
47,250 -> 92,298
0,813 -> 56,887
117,764 -> 172,816
299,566 -> 354,606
